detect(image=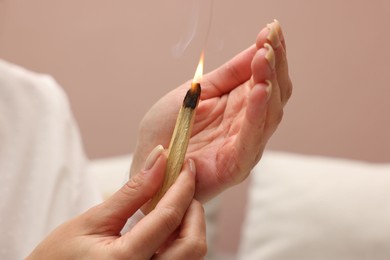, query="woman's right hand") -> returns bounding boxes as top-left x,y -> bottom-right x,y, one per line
27,145 -> 206,260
